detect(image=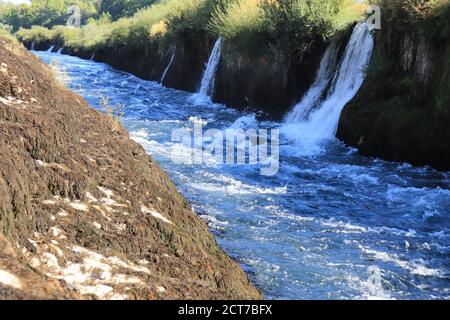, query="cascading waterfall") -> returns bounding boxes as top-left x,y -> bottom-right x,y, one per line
47,45 -> 55,53
283,22 -> 374,141
284,42 -> 339,123
160,46 -> 176,84
56,47 -> 63,54
191,38 -> 222,104
90,53 -> 96,60
31,42 -> 36,51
